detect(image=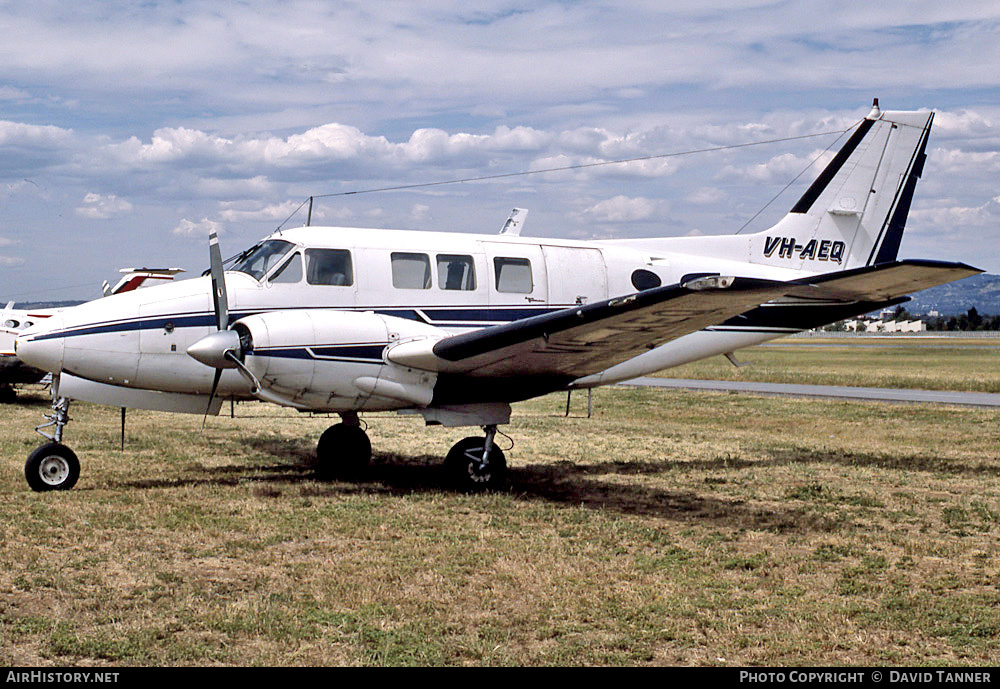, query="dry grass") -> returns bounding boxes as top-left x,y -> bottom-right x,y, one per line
1,341 -> 999,666
659,339 -> 1000,392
